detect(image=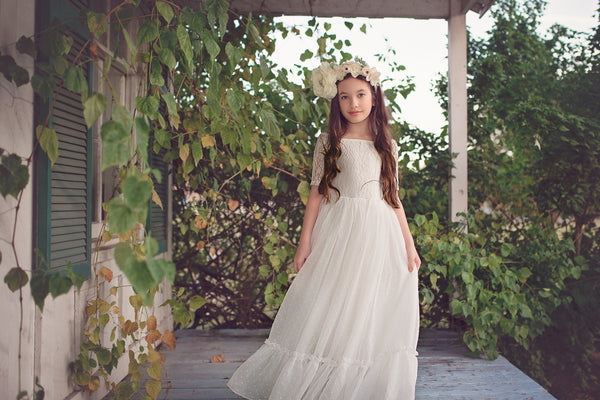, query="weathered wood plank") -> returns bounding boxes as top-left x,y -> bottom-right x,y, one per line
124,329 -> 555,400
